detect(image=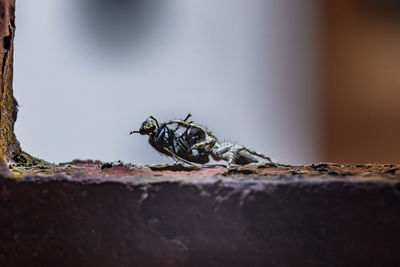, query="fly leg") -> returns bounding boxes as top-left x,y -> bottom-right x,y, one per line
210,144 -> 231,162
162,147 -> 197,166
227,146 -> 249,167
225,145 -> 266,167
149,116 -> 160,128
191,138 -> 216,152
172,113 -> 193,132
182,113 -> 192,122
164,120 -> 208,134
